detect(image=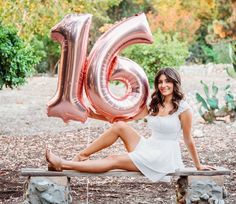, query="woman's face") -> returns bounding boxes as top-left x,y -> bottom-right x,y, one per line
157,74 -> 174,97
